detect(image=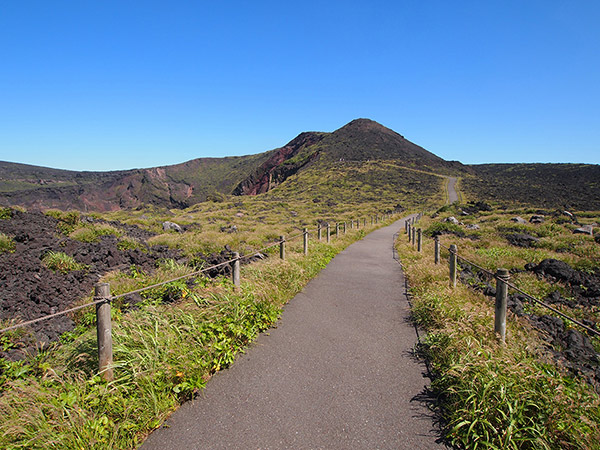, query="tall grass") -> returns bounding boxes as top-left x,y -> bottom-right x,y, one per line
0,215 -> 391,449
42,251 -> 88,274
397,209 -> 600,449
